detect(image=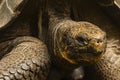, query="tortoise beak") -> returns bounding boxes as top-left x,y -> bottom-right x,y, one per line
88,37 -> 107,57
